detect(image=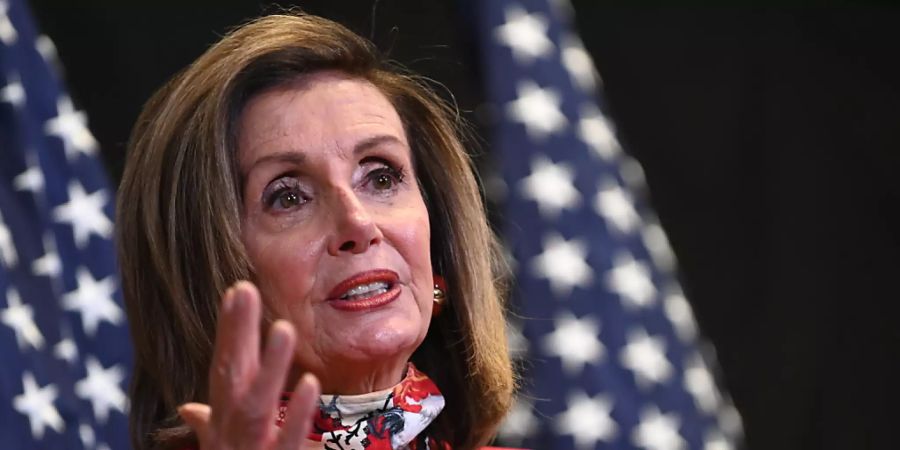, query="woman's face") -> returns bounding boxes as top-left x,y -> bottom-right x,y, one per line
237,71 -> 433,393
